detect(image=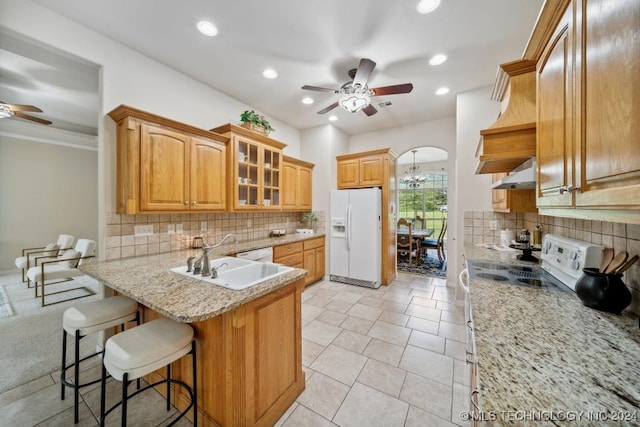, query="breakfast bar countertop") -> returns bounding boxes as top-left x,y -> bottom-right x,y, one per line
464,244 -> 640,424
79,233 -> 324,323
